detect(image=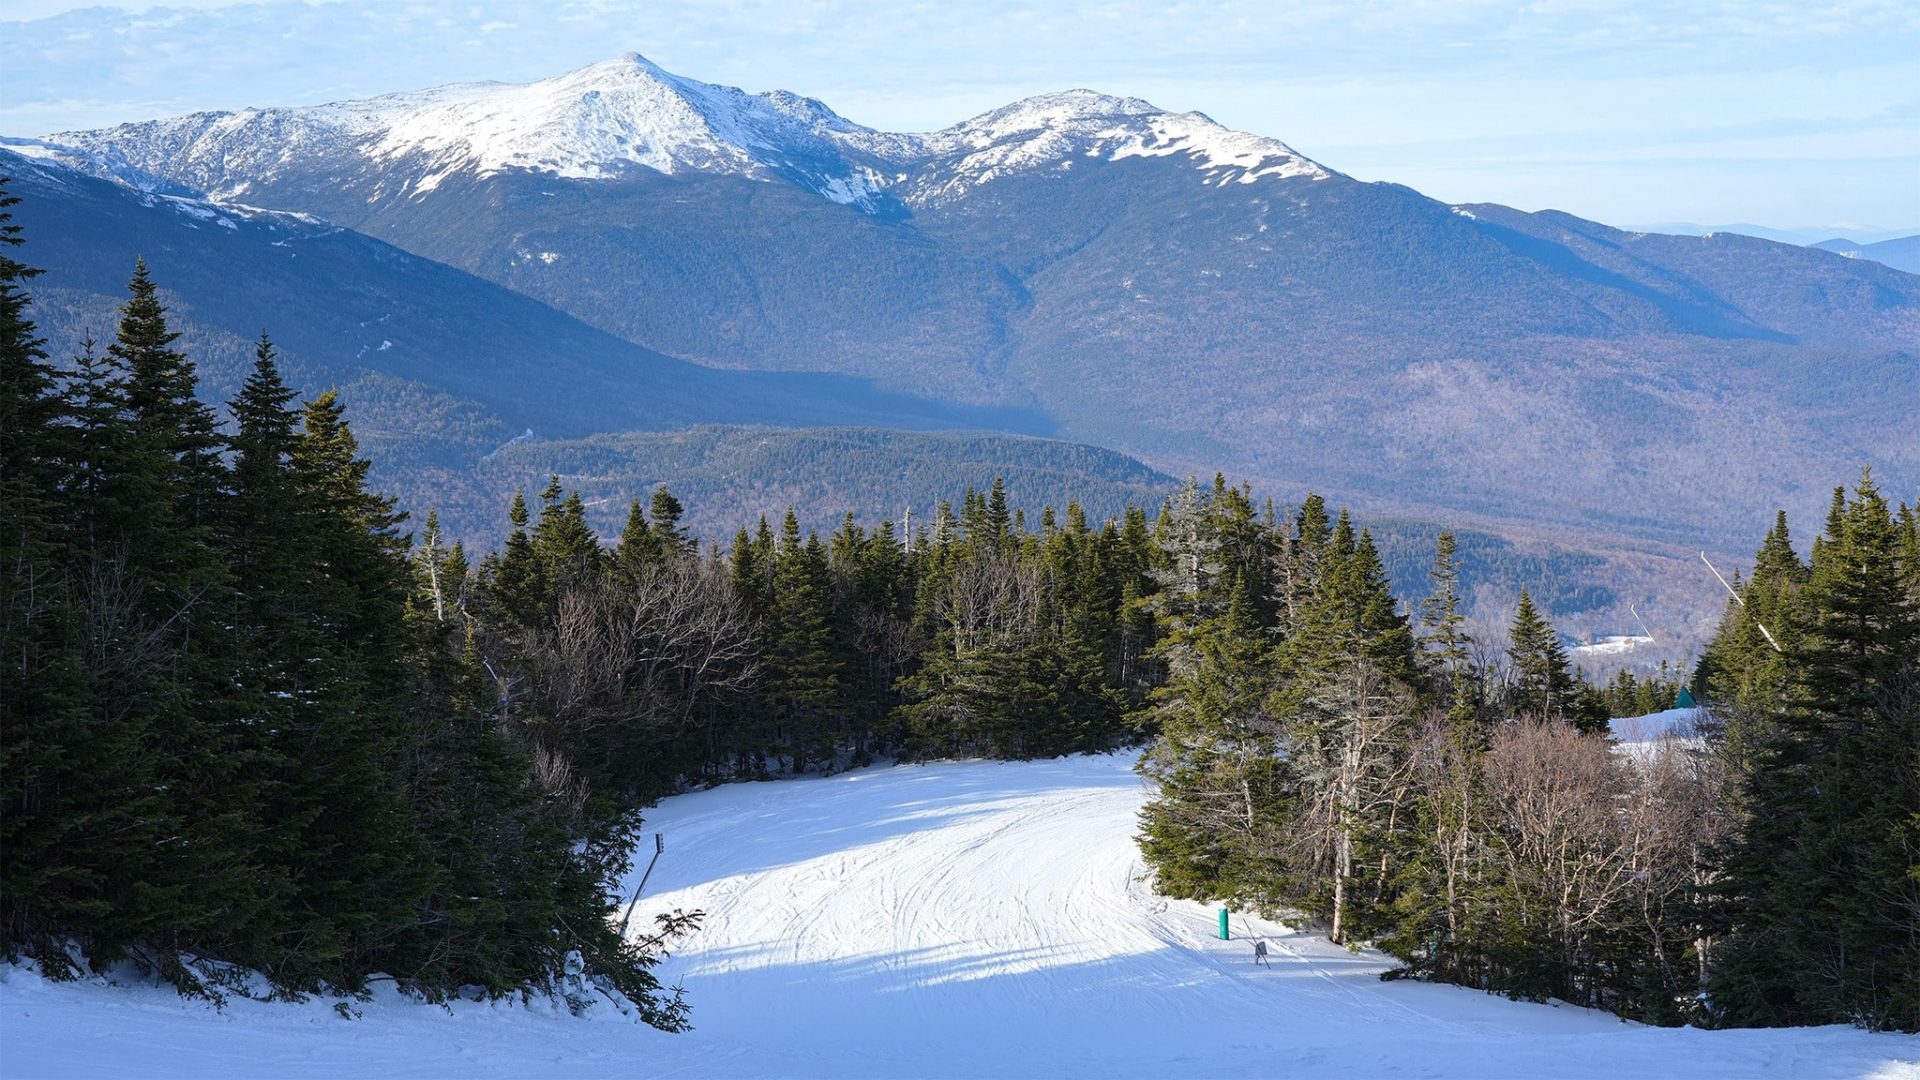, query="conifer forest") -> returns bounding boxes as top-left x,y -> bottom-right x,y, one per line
3,173 -> 1917,1045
